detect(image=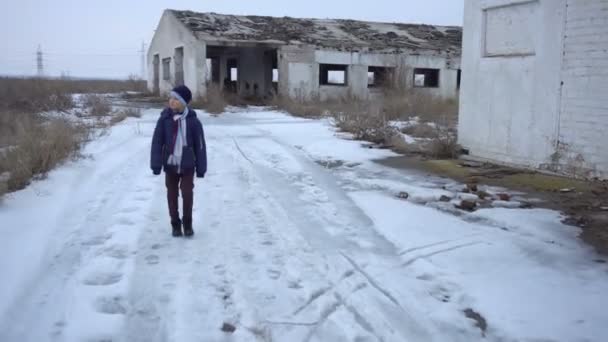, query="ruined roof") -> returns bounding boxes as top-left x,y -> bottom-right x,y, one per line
170,10 -> 462,55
